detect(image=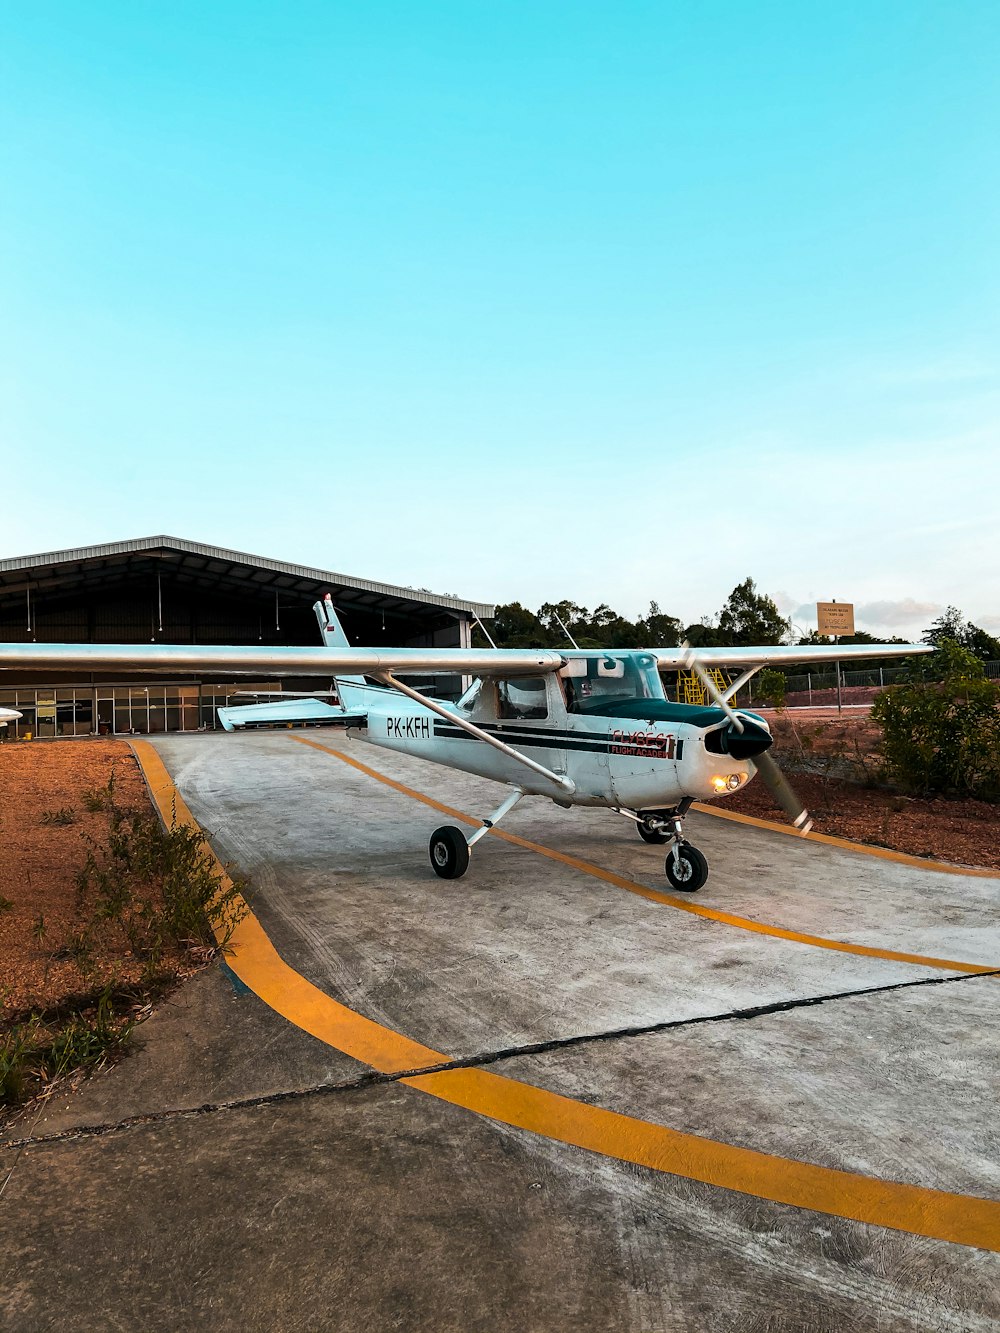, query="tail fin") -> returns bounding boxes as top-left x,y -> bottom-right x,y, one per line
314,594 -> 367,709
